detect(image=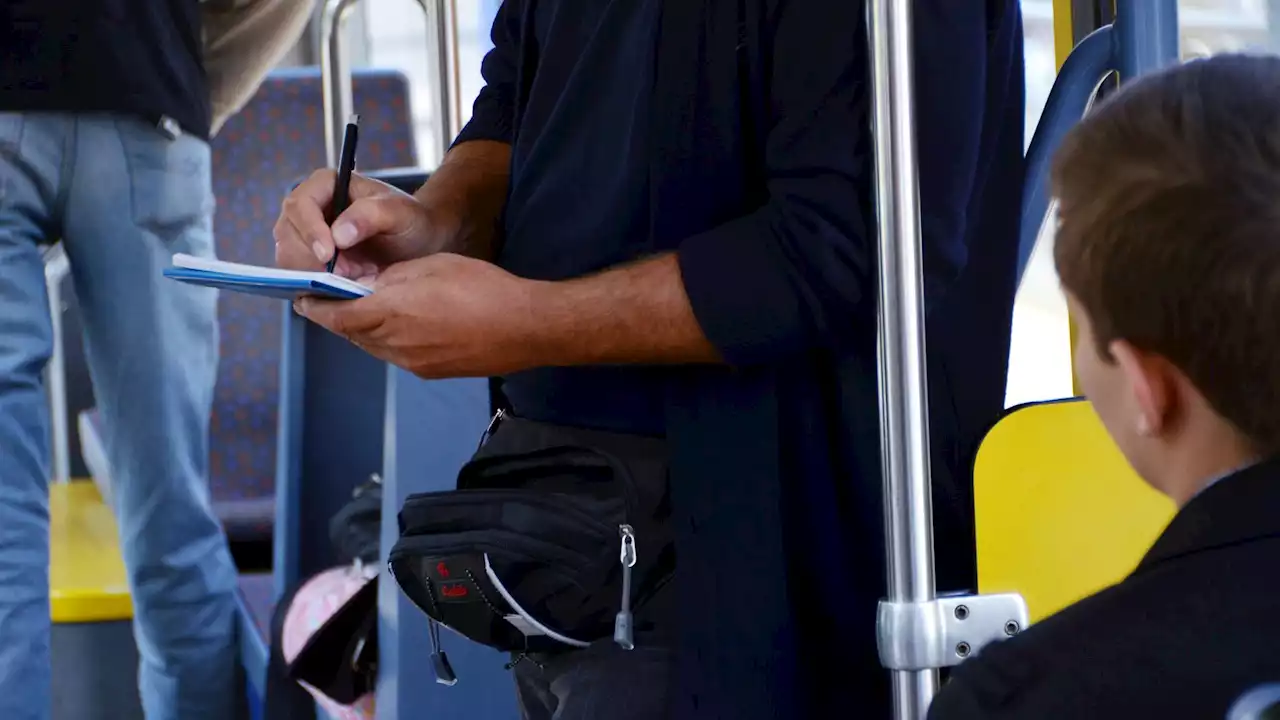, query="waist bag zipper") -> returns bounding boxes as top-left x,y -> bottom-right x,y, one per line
476,408 -> 507,450
614,524 -> 637,650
